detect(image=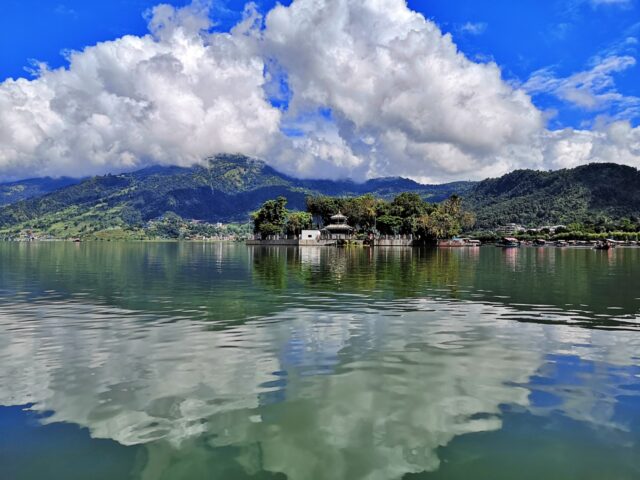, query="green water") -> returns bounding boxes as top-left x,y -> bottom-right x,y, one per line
1,242 -> 639,479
